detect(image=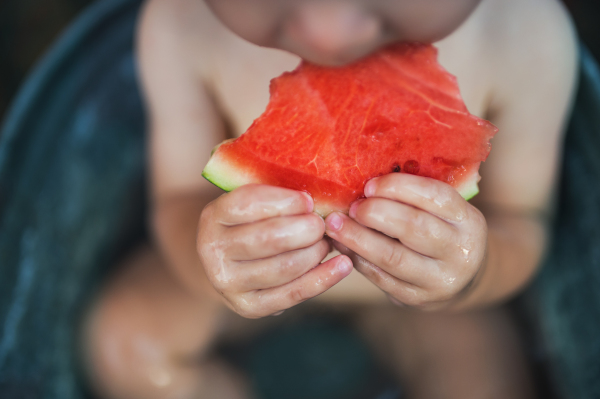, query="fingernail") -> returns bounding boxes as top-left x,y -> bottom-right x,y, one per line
326,213 -> 343,231
364,180 -> 375,197
337,257 -> 353,274
301,192 -> 314,212
349,200 -> 362,219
